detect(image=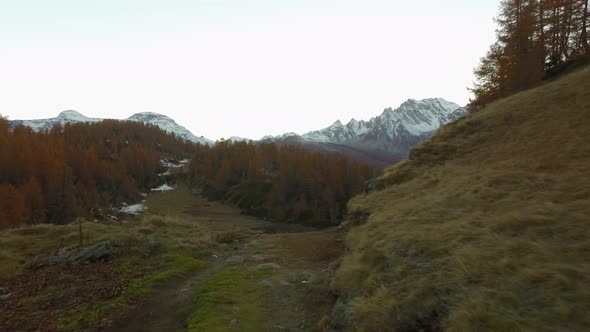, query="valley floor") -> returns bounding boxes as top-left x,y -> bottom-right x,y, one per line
0,184 -> 342,331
